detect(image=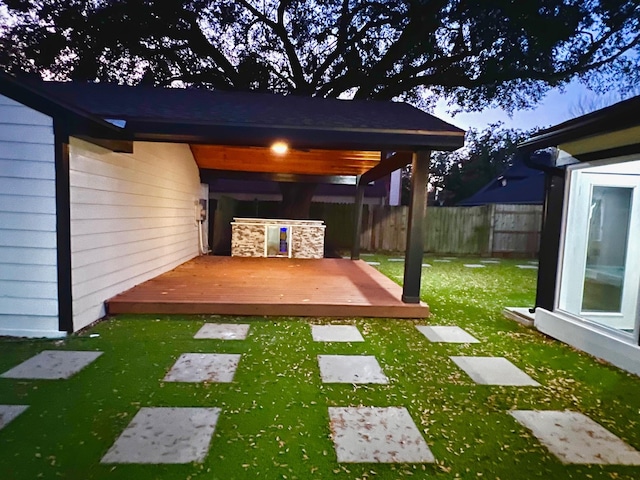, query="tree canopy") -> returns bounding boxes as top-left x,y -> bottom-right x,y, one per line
1,0 -> 638,111
426,123 -> 534,205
